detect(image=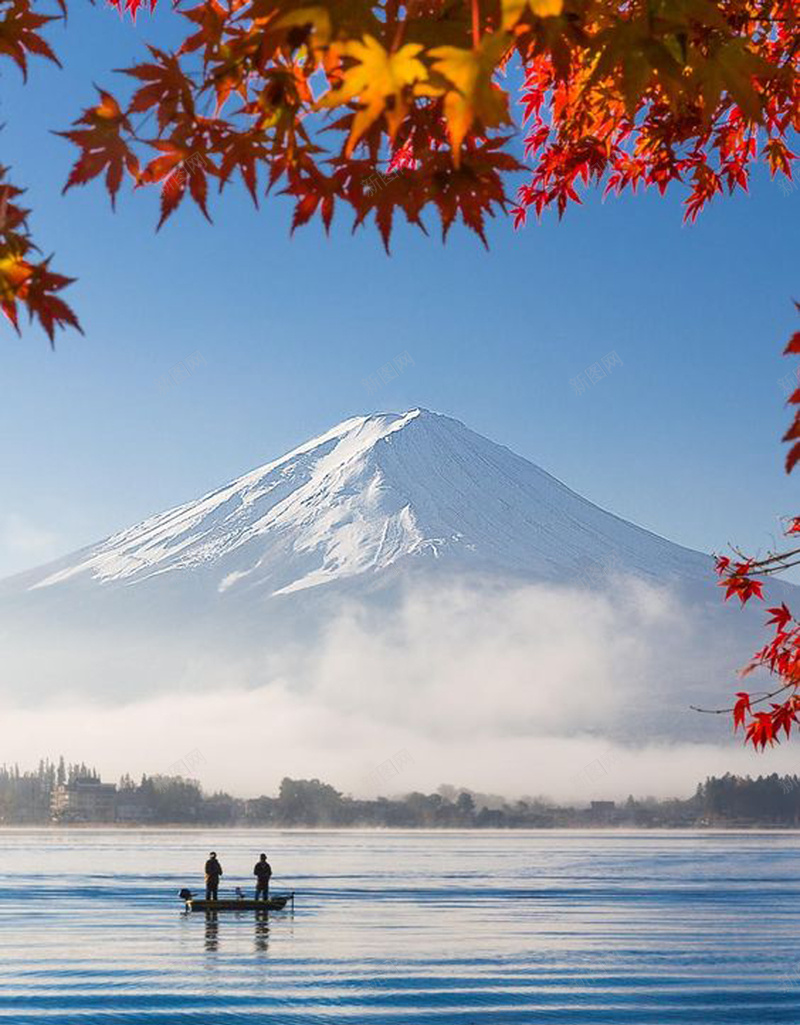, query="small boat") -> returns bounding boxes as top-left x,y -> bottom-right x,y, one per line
179,888 -> 294,913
